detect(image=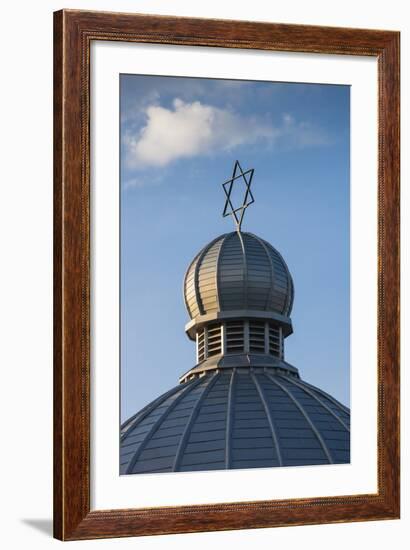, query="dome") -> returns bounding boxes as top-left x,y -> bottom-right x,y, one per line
120,369 -> 350,474
184,231 -> 294,321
